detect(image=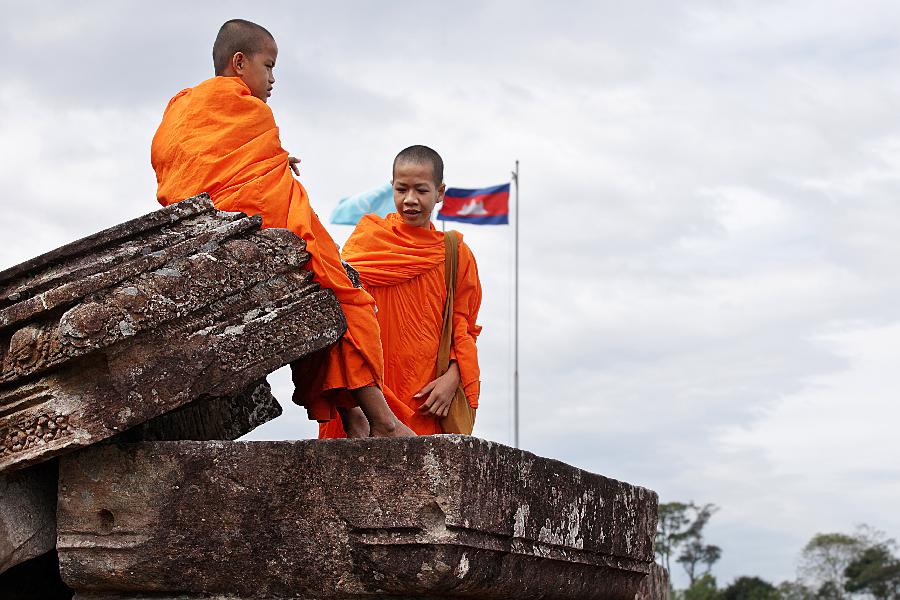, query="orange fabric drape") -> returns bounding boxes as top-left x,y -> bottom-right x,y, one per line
319,213 -> 482,437
150,76 -> 413,426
